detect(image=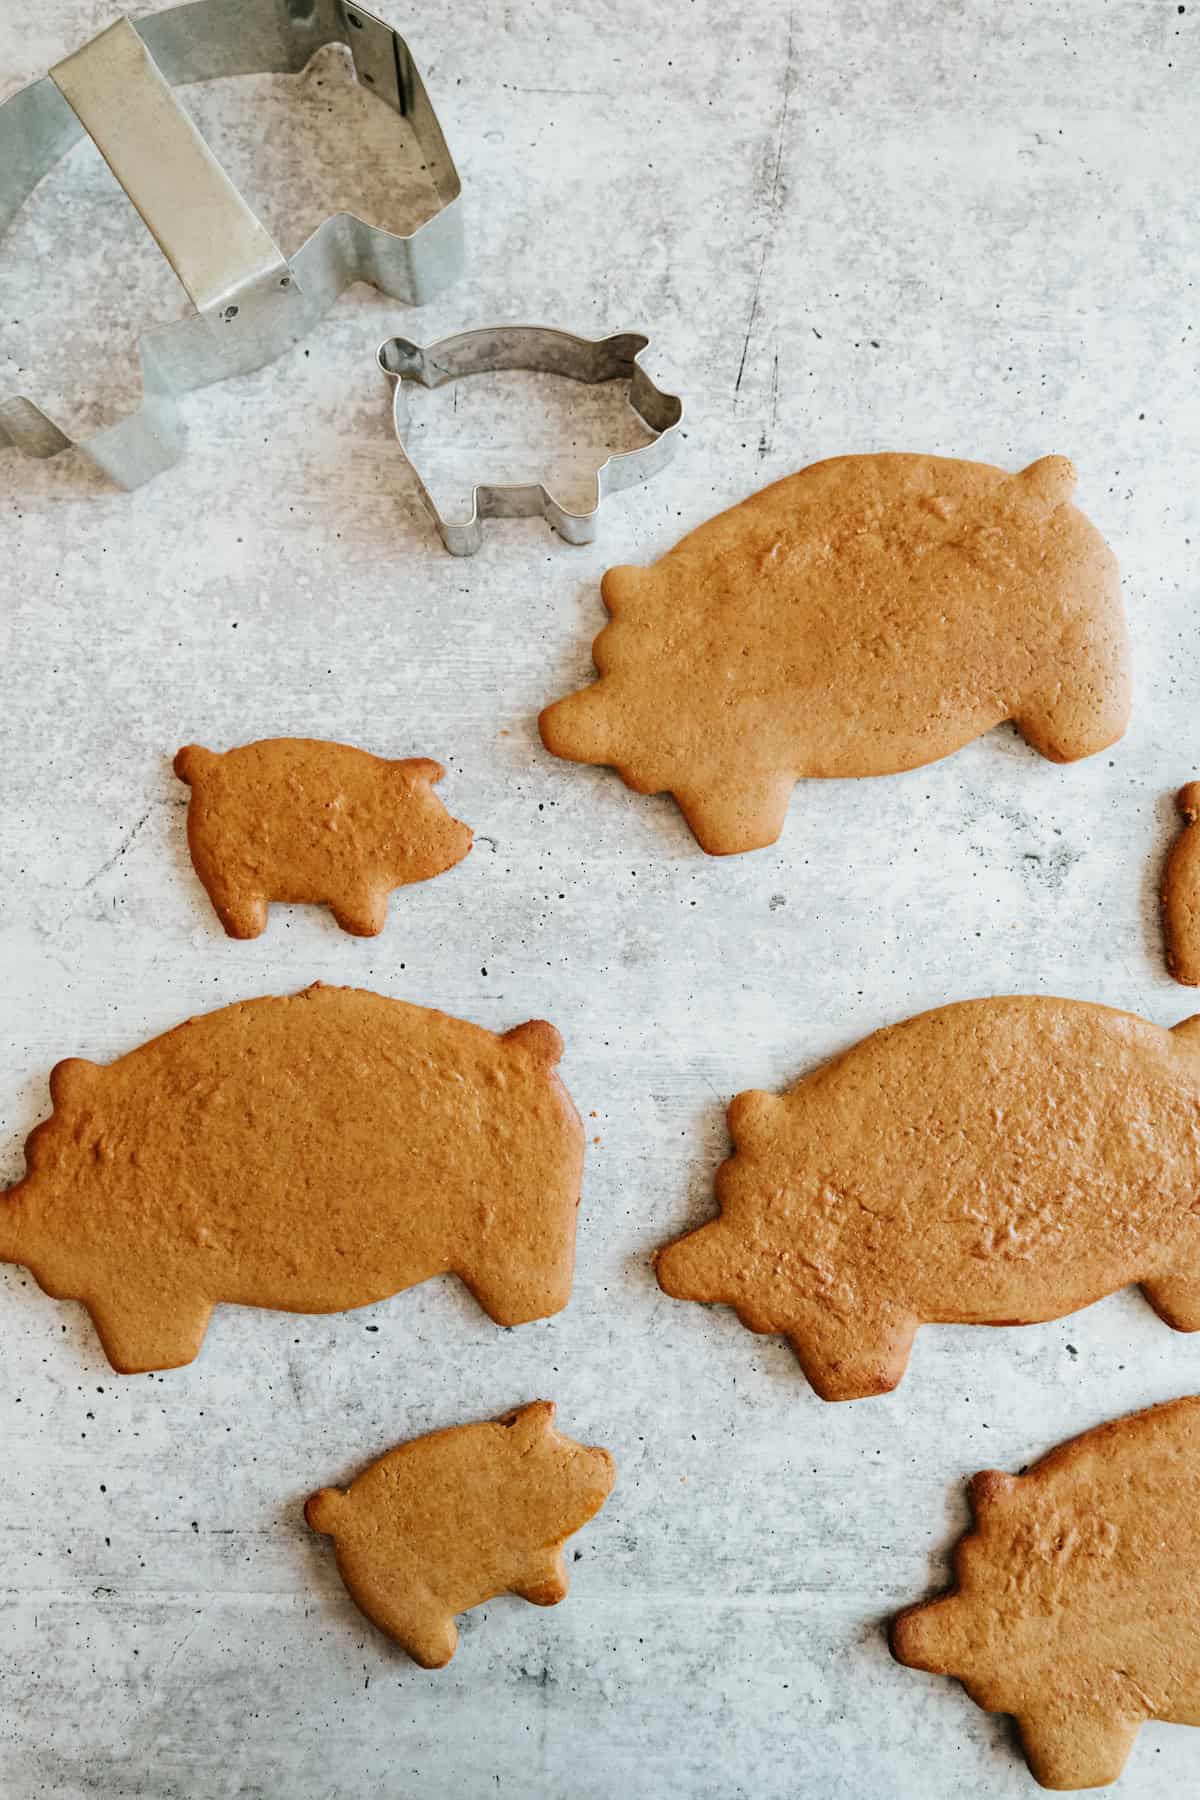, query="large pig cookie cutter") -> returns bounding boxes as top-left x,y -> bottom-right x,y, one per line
2,985 -> 583,1373
174,738 -> 473,938
540,454 -> 1129,855
0,0 -> 463,489
893,1395 -> 1200,1791
656,997 -> 1200,1400
307,1401 -> 616,1667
